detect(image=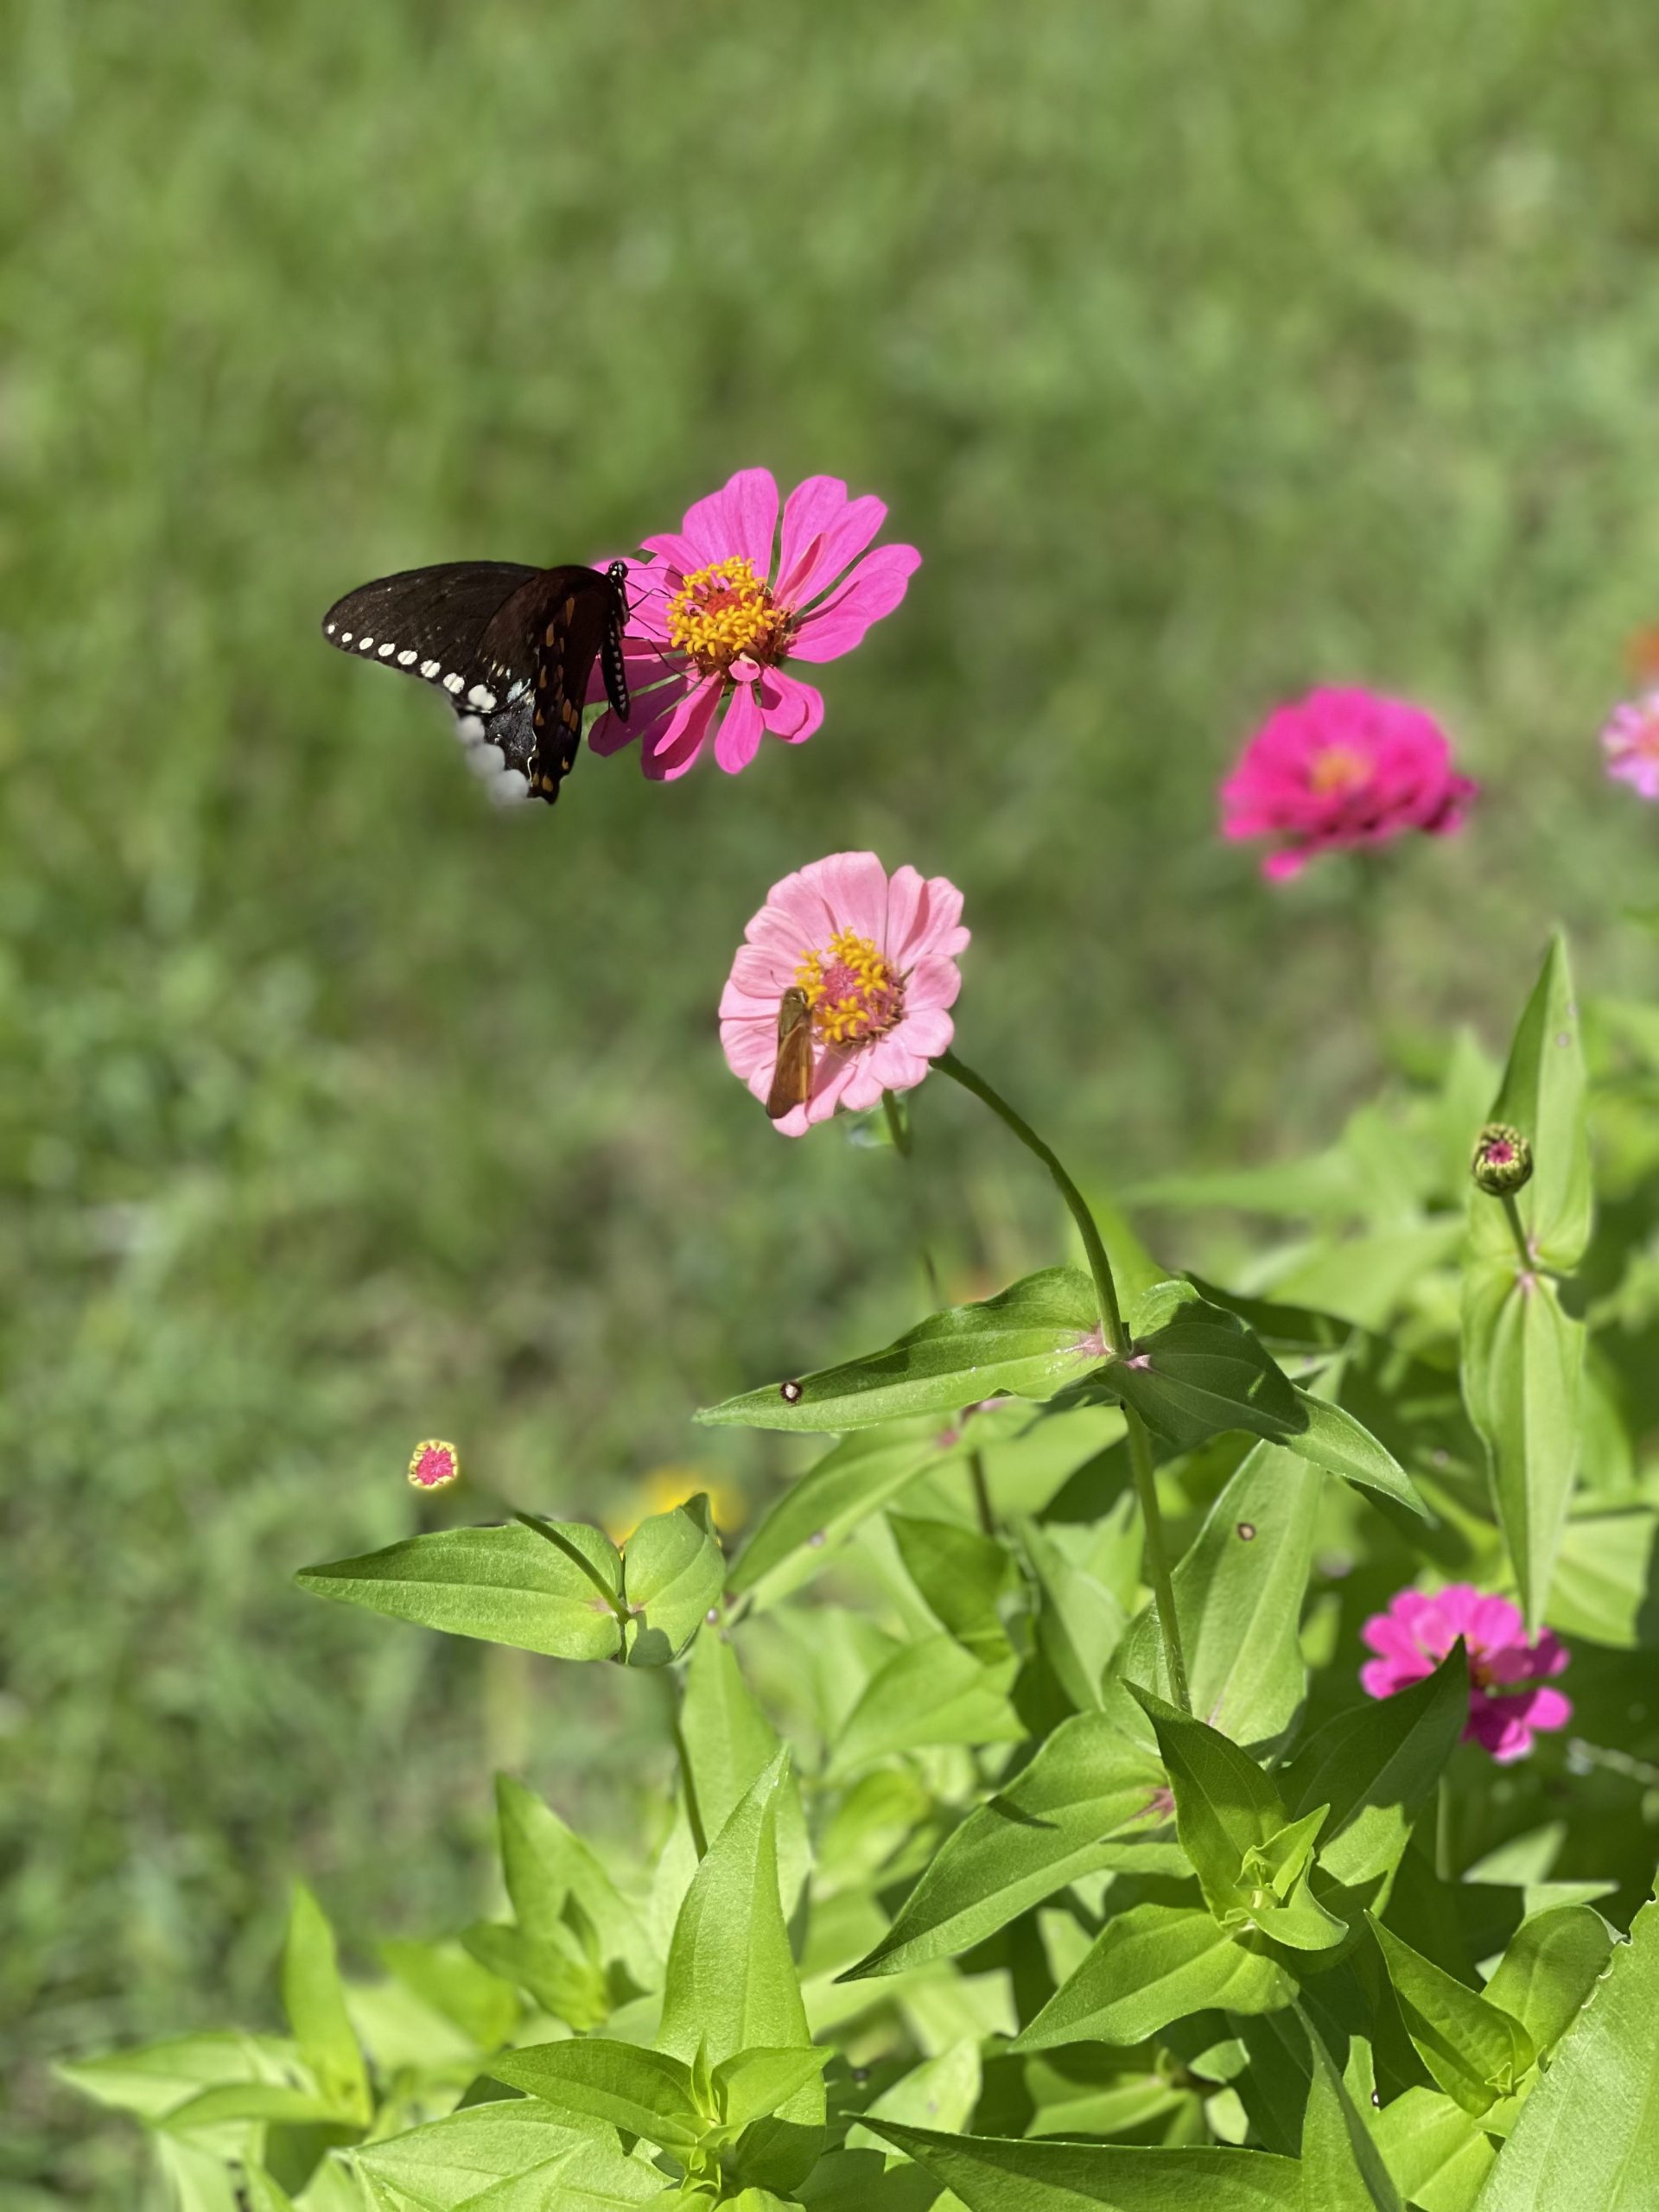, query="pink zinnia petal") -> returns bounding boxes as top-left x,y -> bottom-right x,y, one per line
789,543 -> 924,663
757,669 -> 824,745
775,477 -> 889,607
643,675 -> 723,781
1360,1582 -> 1573,1764
714,675 -> 766,775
